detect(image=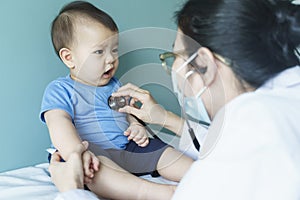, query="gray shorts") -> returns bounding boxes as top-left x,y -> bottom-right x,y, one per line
88,138 -> 170,176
